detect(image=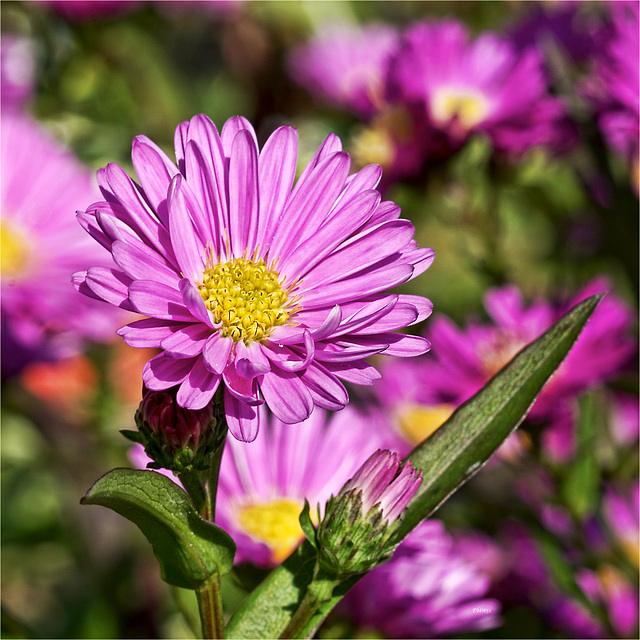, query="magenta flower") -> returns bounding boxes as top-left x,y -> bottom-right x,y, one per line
339,519 -> 502,637
289,23 -> 400,120
35,0 -> 143,21
388,18 -> 573,155
215,405 -> 388,567
1,35 -> 37,111
1,113 -> 124,375
74,114 -> 433,441
586,0 -> 639,161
